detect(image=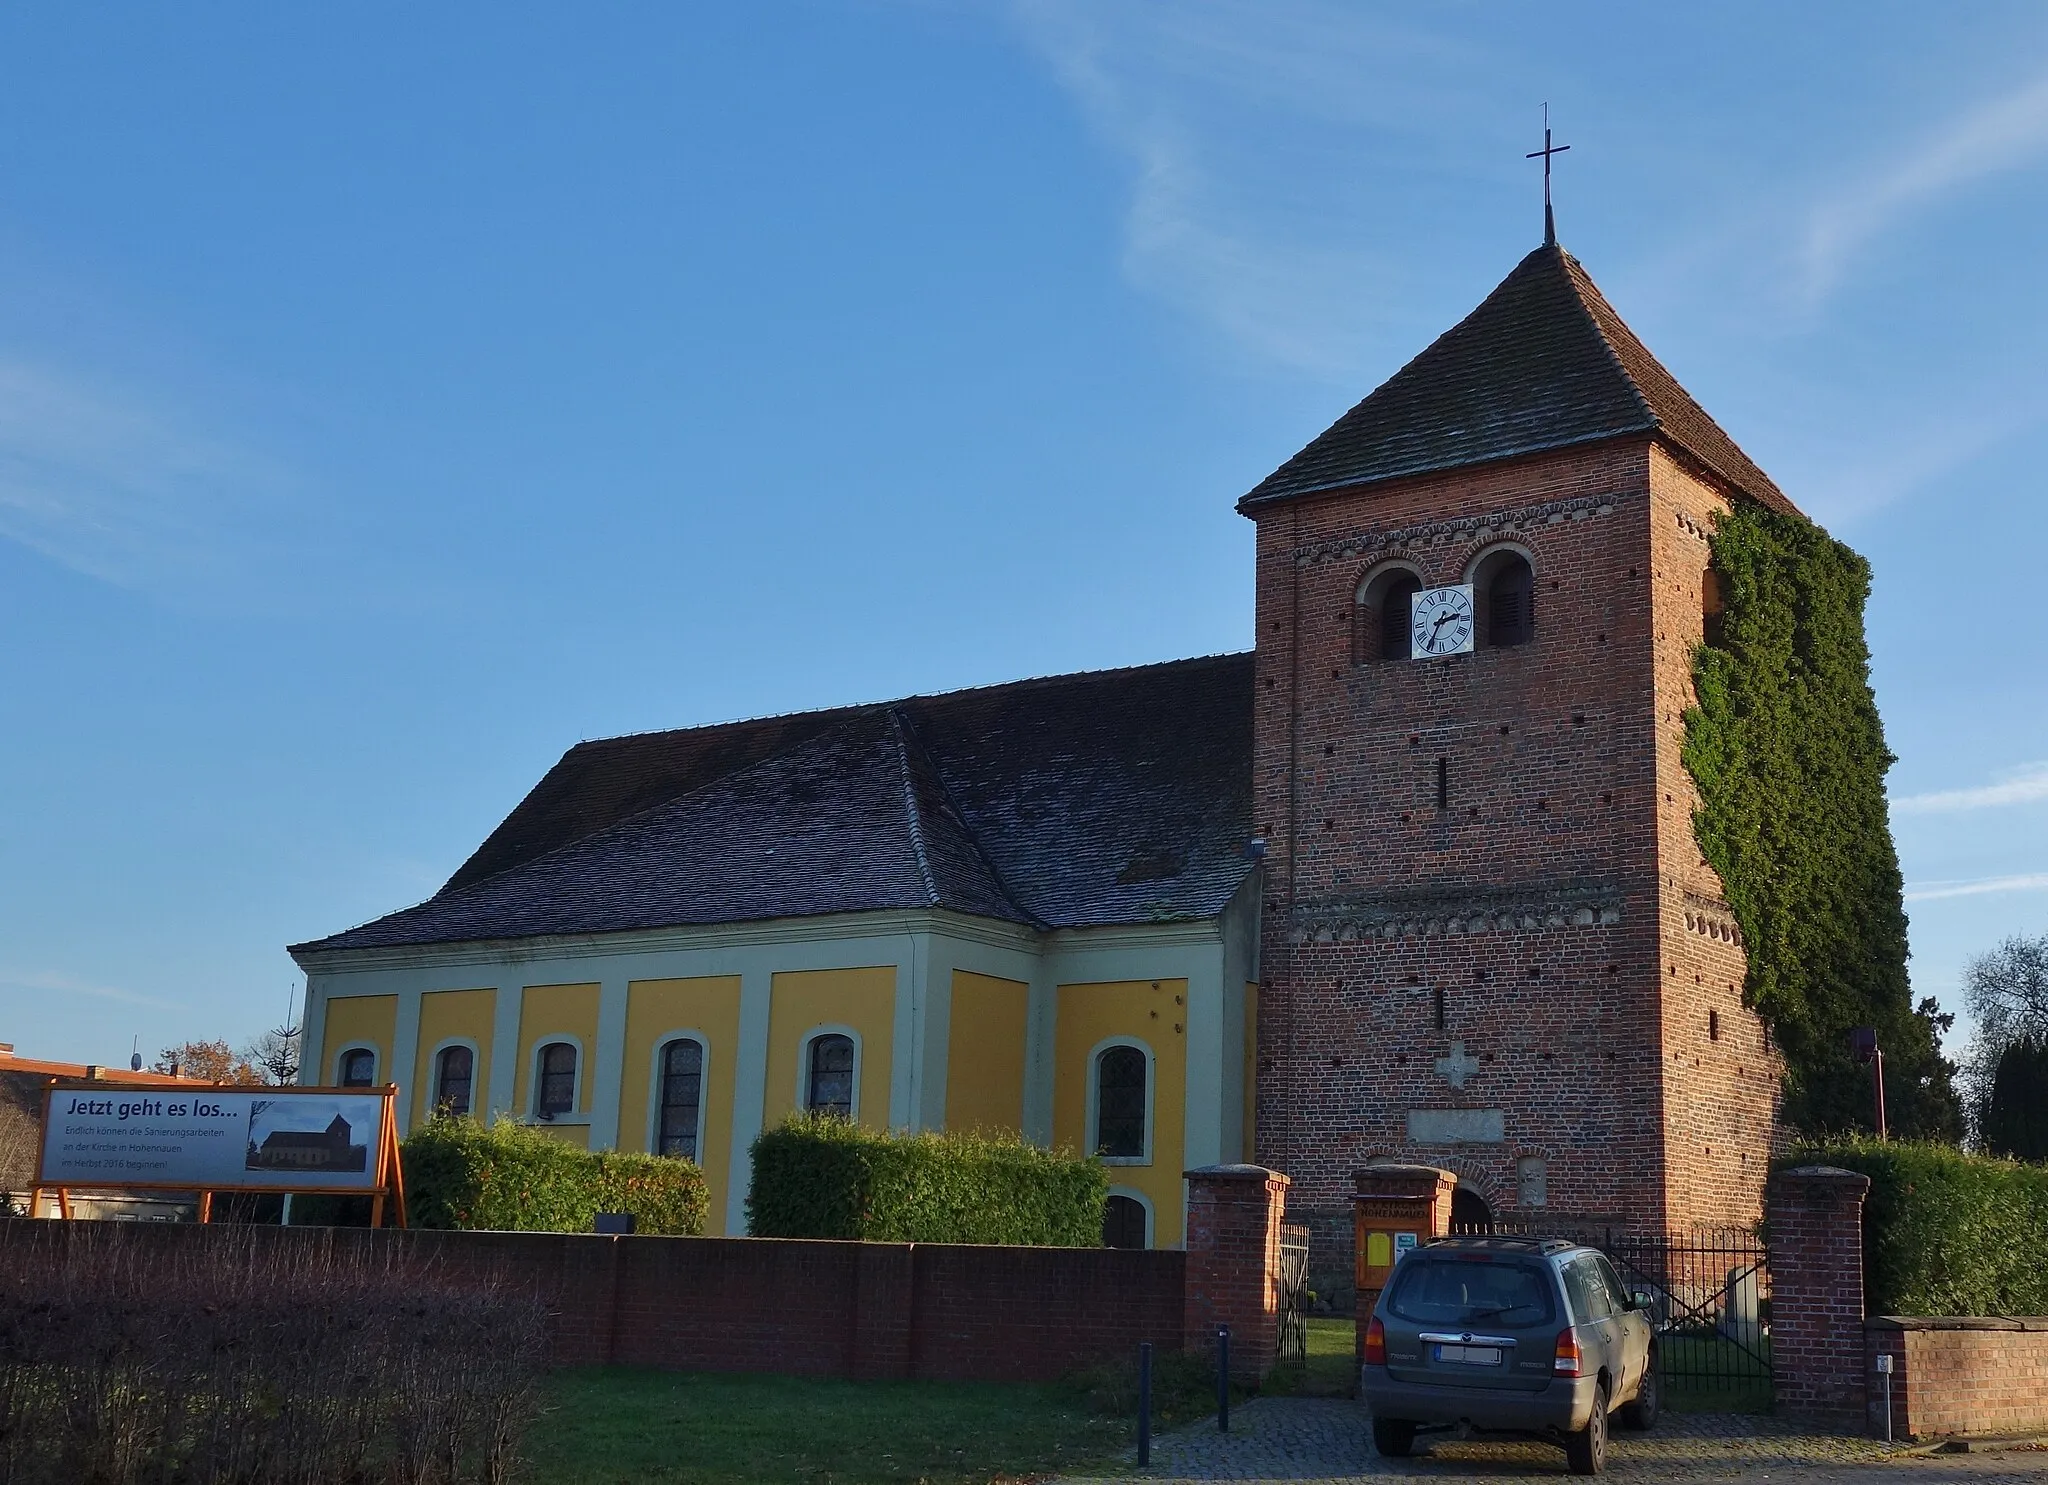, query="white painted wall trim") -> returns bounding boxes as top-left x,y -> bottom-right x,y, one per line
725,966 -> 773,1237
485,982 -> 524,1124
587,977 -> 629,1150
